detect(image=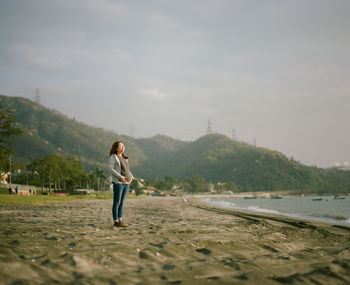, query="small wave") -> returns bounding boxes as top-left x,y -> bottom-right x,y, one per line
204,200 -> 236,209
247,206 -> 280,215
309,213 -> 348,221
323,215 -> 348,221
214,201 -> 237,208
201,198 -> 211,202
